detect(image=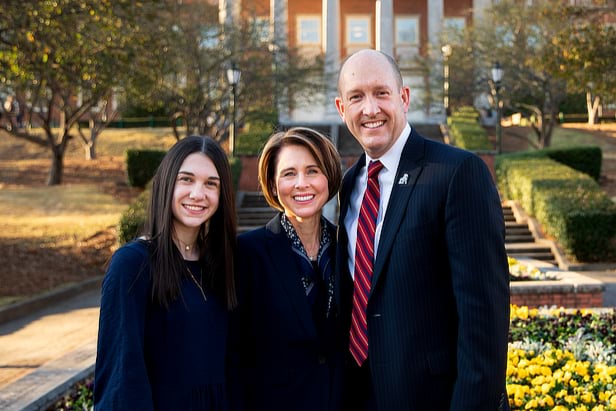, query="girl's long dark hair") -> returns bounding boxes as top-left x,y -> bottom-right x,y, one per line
144,135 -> 237,309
